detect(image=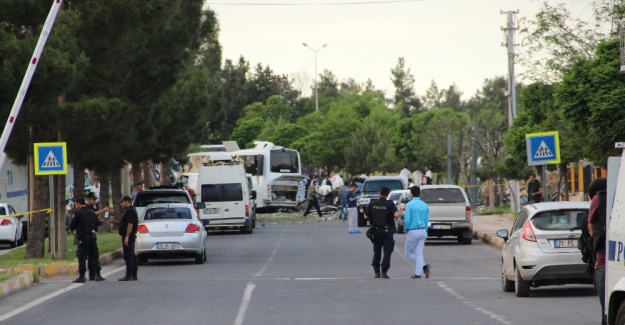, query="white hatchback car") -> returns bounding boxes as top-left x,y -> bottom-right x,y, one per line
497,201 -> 592,297
135,203 -> 207,265
0,203 -> 25,248
388,189 -> 410,233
